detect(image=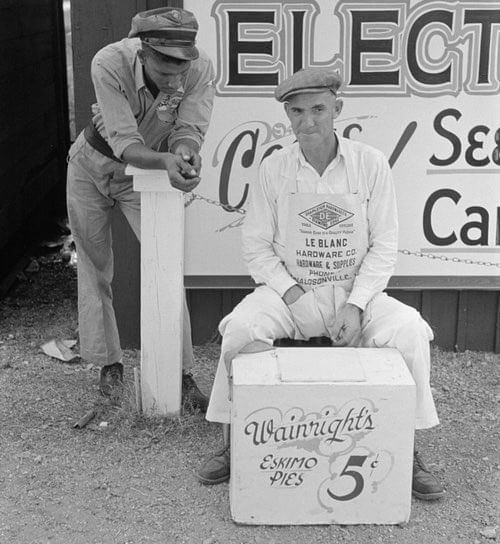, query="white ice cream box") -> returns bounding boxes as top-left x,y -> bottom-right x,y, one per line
230,347 -> 416,525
